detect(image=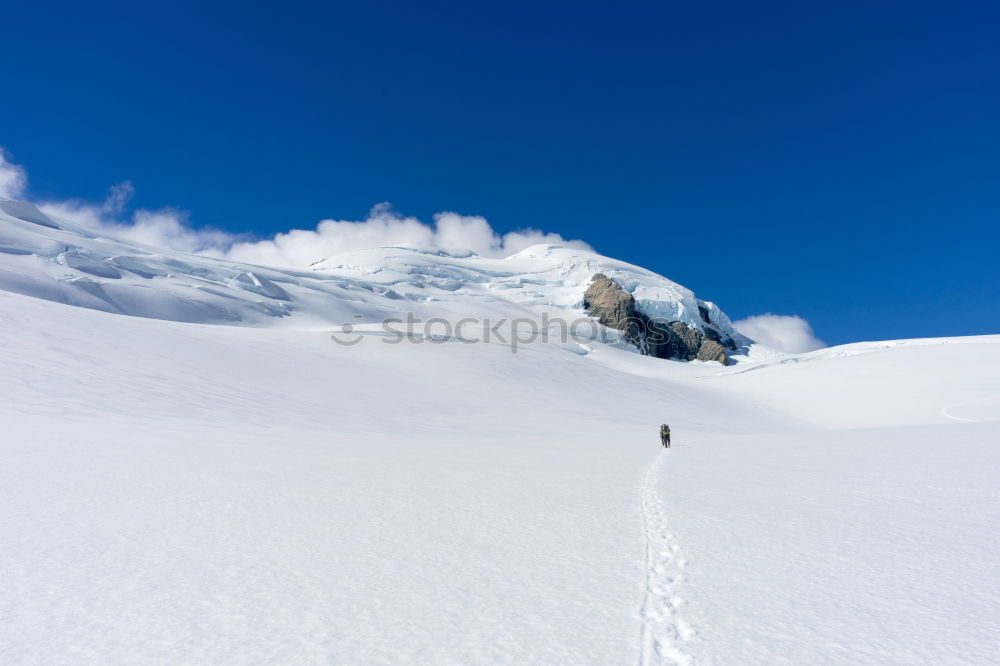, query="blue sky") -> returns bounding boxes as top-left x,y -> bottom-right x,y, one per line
2,0 -> 998,345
